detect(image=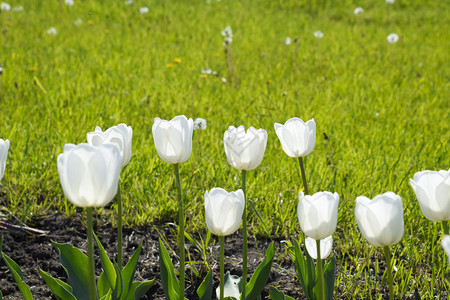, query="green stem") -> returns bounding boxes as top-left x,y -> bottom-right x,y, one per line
241,170 -> 247,300
297,157 -> 309,195
383,246 -> 394,300
220,235 -> 225,300
442,221 -> 450,235
316,239 -> 324,300
174,164 -> 185,300
87,207 -> 96,300
117,183 -> 123,268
